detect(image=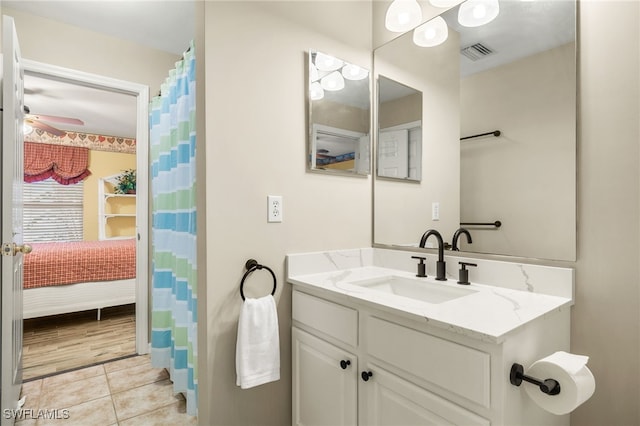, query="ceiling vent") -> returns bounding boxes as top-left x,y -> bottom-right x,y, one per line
461,43 -> 495,61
